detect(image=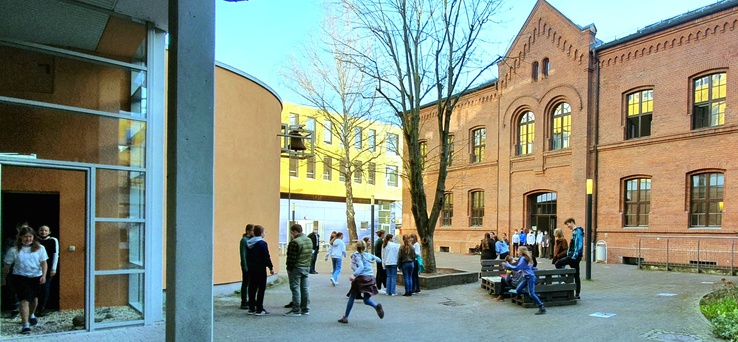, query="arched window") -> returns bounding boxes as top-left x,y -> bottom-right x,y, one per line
693,72 -> 726,129
531,61 -> 539,82
542,58 -> 550,77
624,178 -> 651,227
517,112 -> 535,155
626,89 -> 653,139
470,190 -> 484,226
690,172 -> 723,227
471,128 -> 485,163
551,103 -> 571,150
